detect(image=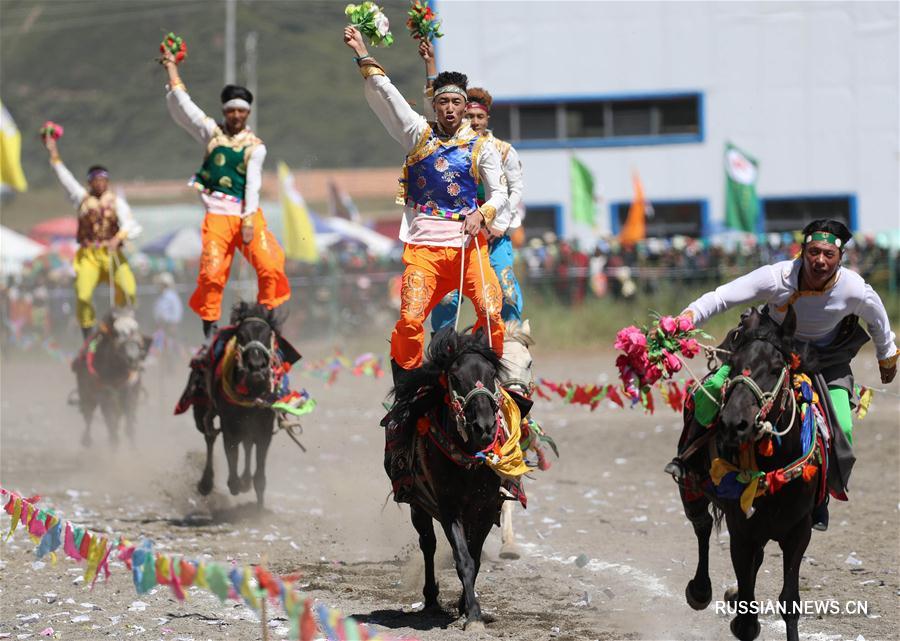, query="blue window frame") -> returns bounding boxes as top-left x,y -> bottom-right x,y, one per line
760,194 -> 857,233
490,92 -> 704,150
522,203 -> 564,240
609,198 -> 709,238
